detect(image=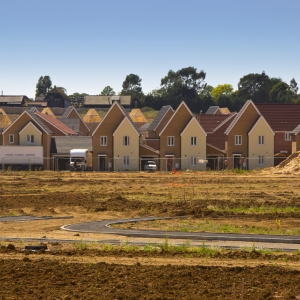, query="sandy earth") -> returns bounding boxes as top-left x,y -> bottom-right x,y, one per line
1,156 -> 300,299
